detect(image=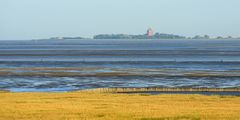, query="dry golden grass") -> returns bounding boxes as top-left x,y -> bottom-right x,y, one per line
0,92 -> 239,120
